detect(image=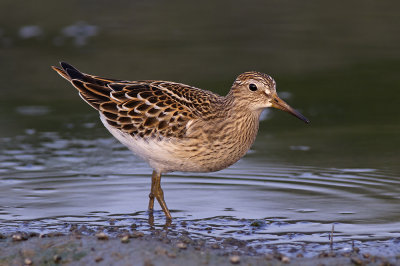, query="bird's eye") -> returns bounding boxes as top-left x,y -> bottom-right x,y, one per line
249,83 -> 257,91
